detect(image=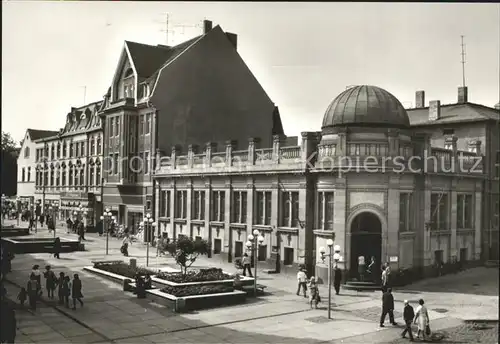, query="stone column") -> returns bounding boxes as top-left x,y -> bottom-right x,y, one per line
169,181 -> 176,239
205,178 -> 212,247
301,132 -> 319,167
272,135 -> 286,163
225,140 -> 237,167
387,129 -> 400,157
248,138 -> 260,165
187,144 -> 199,169
450,179 -> 458,259
386,175 -> 400,270
298,181 -> 307,266
423,176 -> 433,266
246,177 -> 254,233
224,178 -> 232,262
334,178 -> 347,268
270,179 -> 280,250
205,142 -> 217,168
336,128 -> 348,156
171,145 -> 181,170
186,179 -> 193,237
474,188 -> 482,260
